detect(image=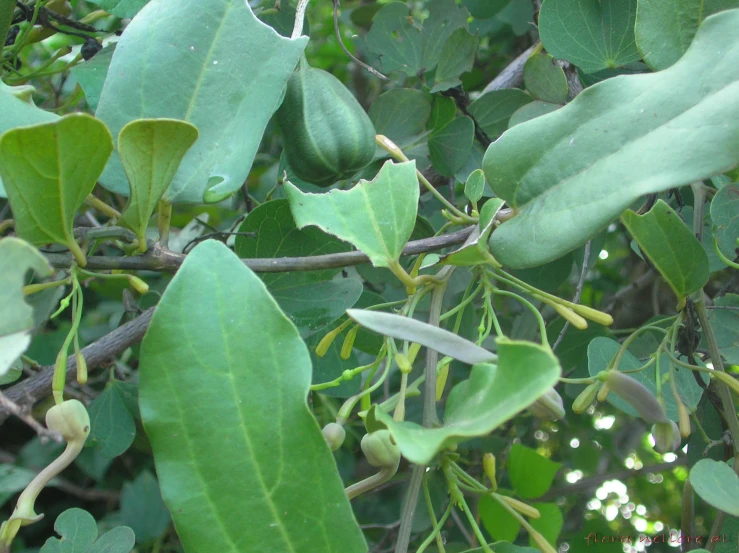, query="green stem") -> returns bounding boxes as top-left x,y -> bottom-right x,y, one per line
416,501 -> 453,553
158,200 -> 172,248
422,472 -> 446,553
23,278 -> 70,296
394,464 -> 426,553
85,194 -> 121,220
492,289 -> 548,348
